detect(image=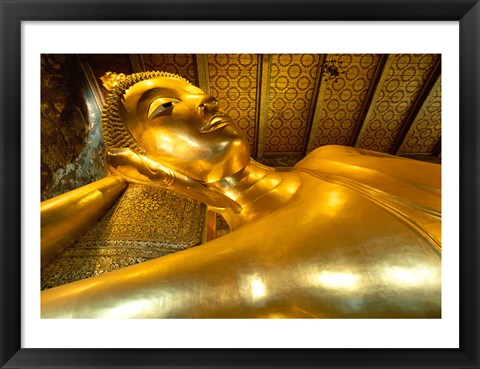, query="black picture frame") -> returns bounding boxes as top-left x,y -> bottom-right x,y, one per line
1,0 -> 479,368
